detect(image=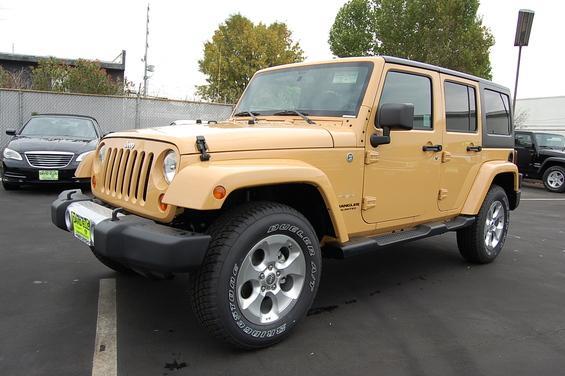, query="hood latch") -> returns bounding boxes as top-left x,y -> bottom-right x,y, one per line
195,135 -> 210,161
